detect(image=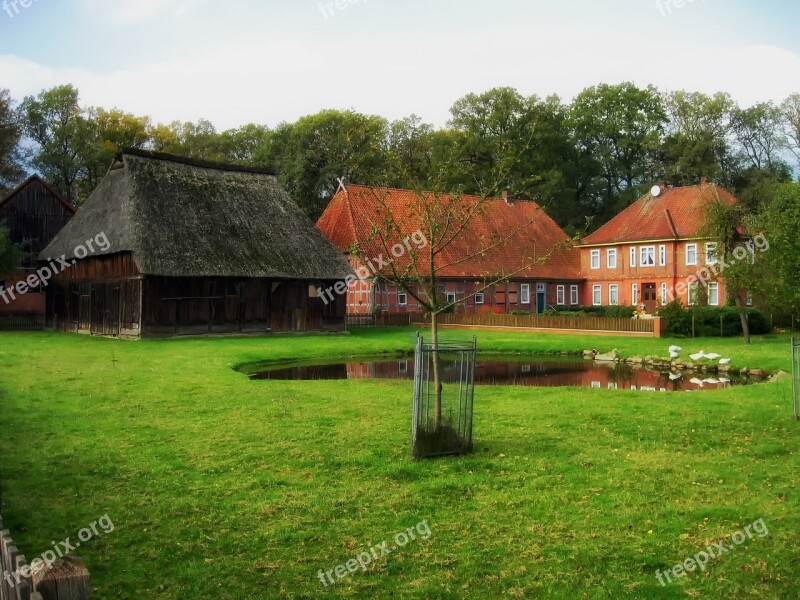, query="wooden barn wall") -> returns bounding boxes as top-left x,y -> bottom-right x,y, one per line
47,253 -> 142,336
142,277 -> 345,337
0,180 -> 74,268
